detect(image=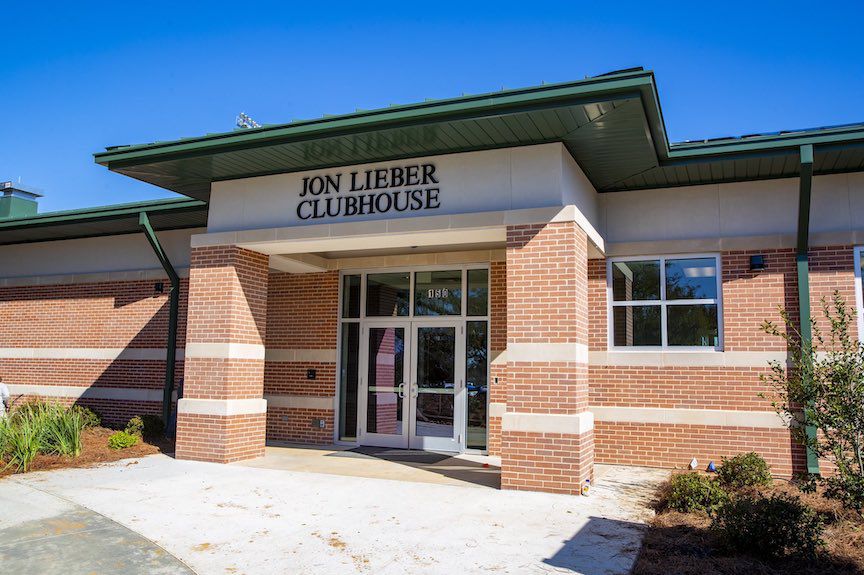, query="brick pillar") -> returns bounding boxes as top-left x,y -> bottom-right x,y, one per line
501,221 -> 594,495
175,245 -> 269,463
